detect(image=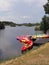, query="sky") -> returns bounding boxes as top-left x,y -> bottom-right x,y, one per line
0,0 -> 47,23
